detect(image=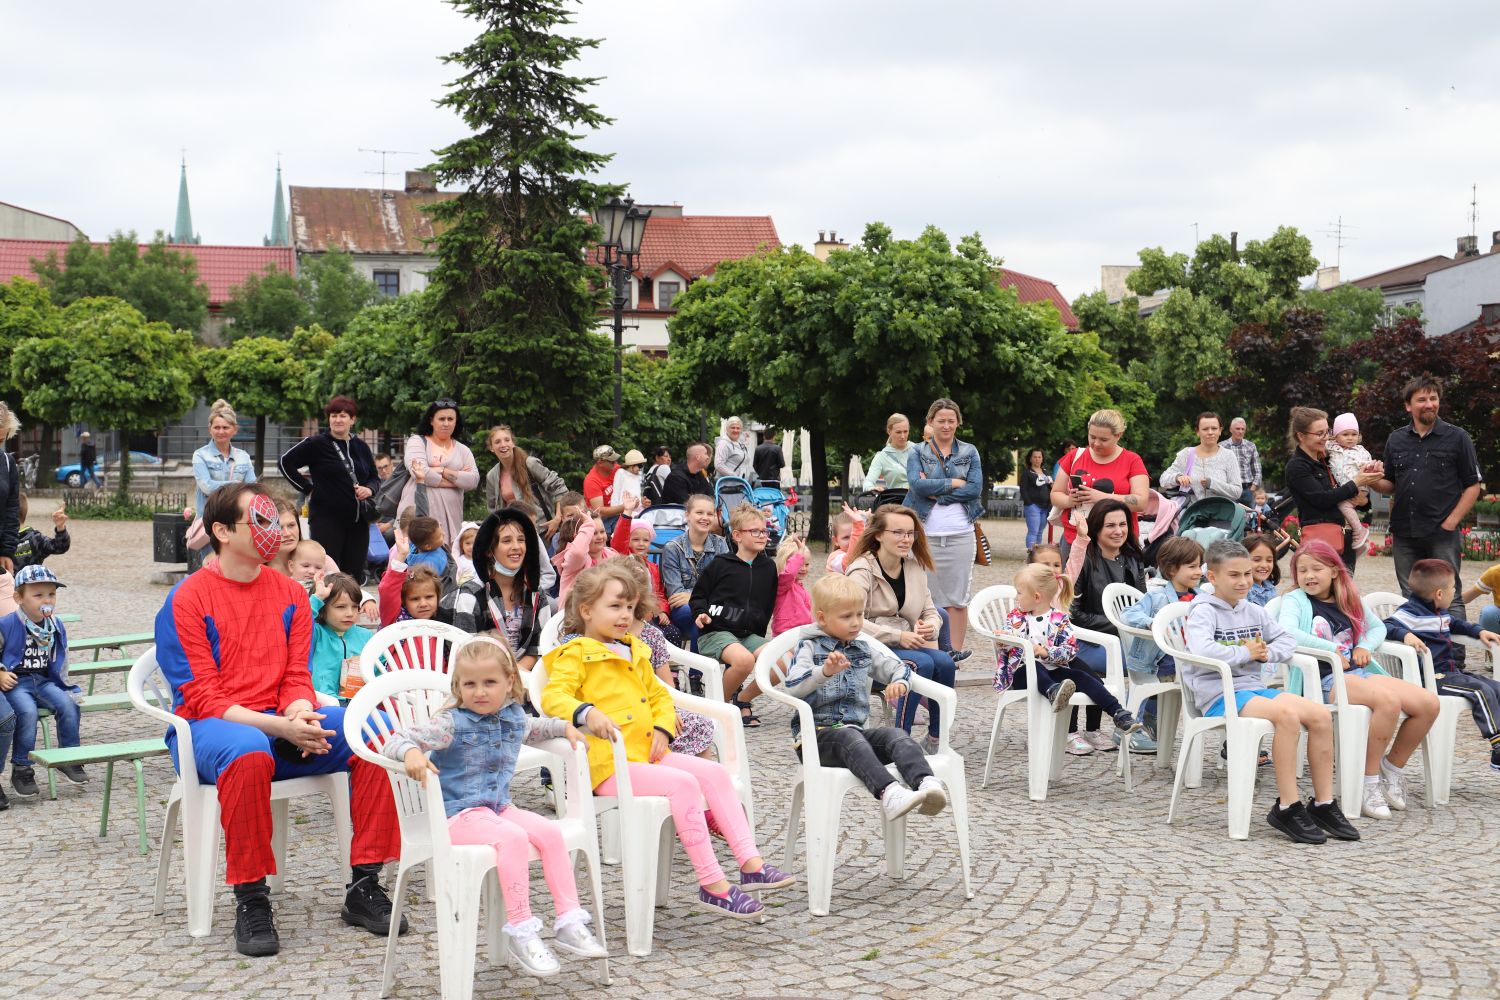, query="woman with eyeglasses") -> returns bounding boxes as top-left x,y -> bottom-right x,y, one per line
399,398 -> 481,557
278,395 -> 380,576
1285,406 -> 1383,570
845,504 -> 957,753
